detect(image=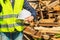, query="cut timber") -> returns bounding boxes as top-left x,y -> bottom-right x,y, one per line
39,19 -> 55,23
32,31 -> 41,38
27,0 -> 37,1
48,0 -> 59,8
54,5 -> 60,11
34,27 -> 60,34
23,27 -> 36,36
39,23 -> 60,26
53,38 -> 60,40
29,3 -> 37,9
47,13 -> 53,18
23,27 -> 41,38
